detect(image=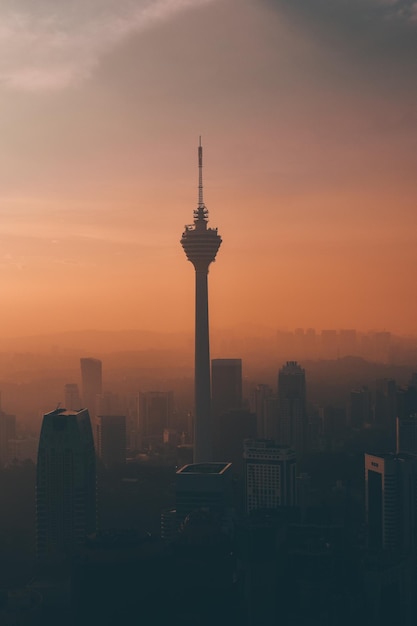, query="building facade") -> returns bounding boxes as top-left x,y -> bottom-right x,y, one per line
244,439 -> 296,513
277,361 -> 307,455
36,408 -> 96,564
365,452 -> 417,553
96,414 -> 126,468
211,358 -> 242,418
